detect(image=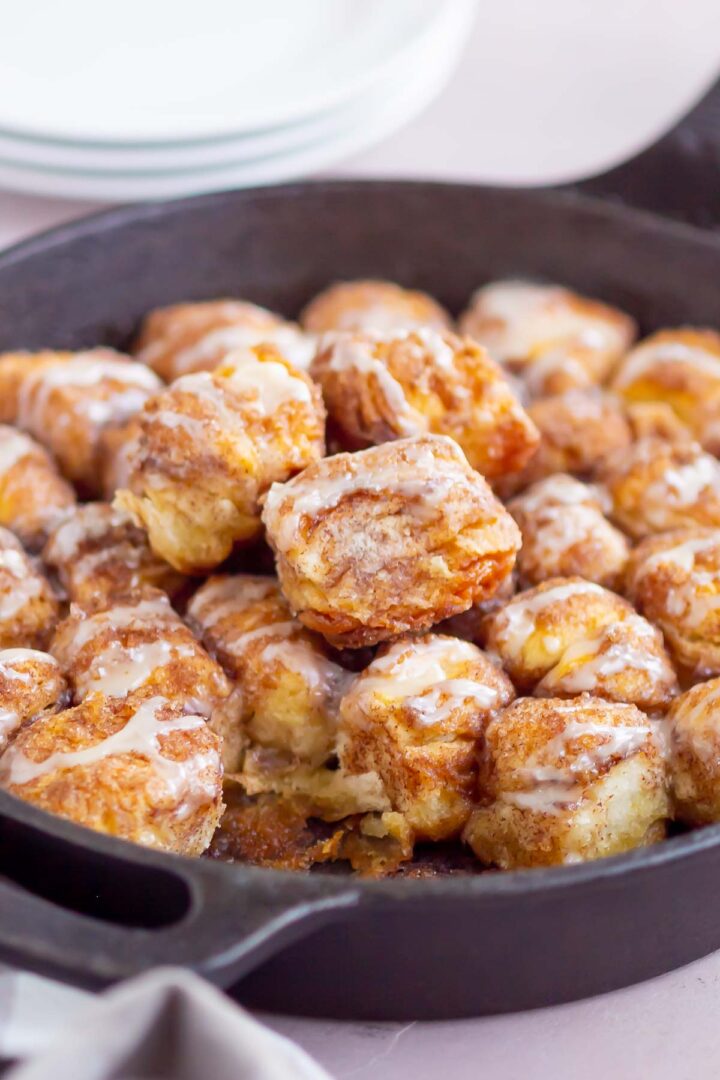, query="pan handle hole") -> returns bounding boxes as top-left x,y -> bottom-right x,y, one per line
0,814 -> 190,929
